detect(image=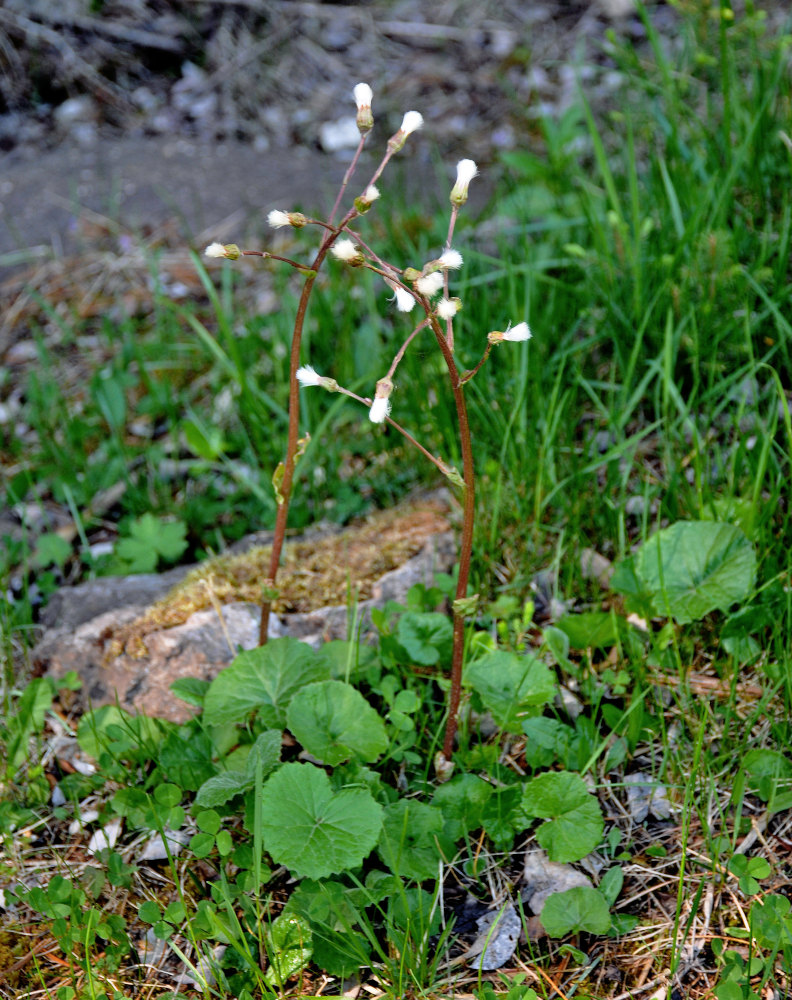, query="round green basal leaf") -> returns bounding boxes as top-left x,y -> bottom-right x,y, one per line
204,638 -> 330,727
522,771 -> 604,863
377,800 -> 452,881
634,520 -> 756,624
465,650 -> 556,732
396,611 -> 453,665
540,887 -> 611,937
259,763 -> 383,879
286,680 -> 387,765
